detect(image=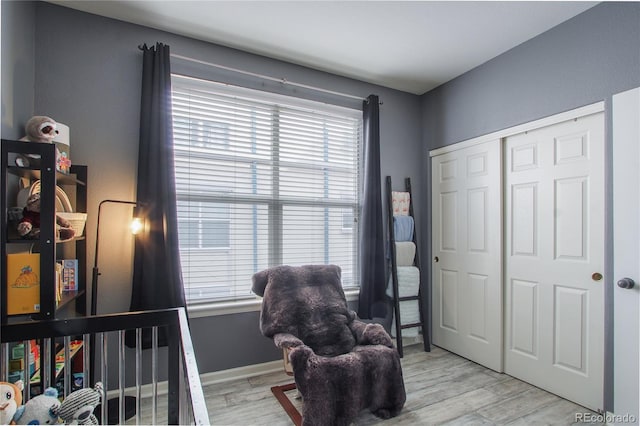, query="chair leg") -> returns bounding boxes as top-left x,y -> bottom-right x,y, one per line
271,382 -> 302,426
